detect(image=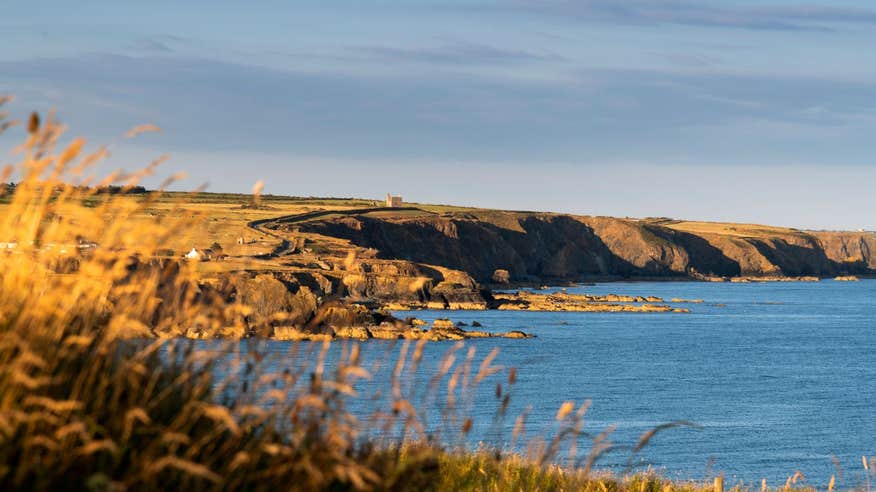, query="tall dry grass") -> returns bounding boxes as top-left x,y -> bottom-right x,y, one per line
0,101 -> 399,490
0,100 -> 596,491
0,99 -> 856,491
